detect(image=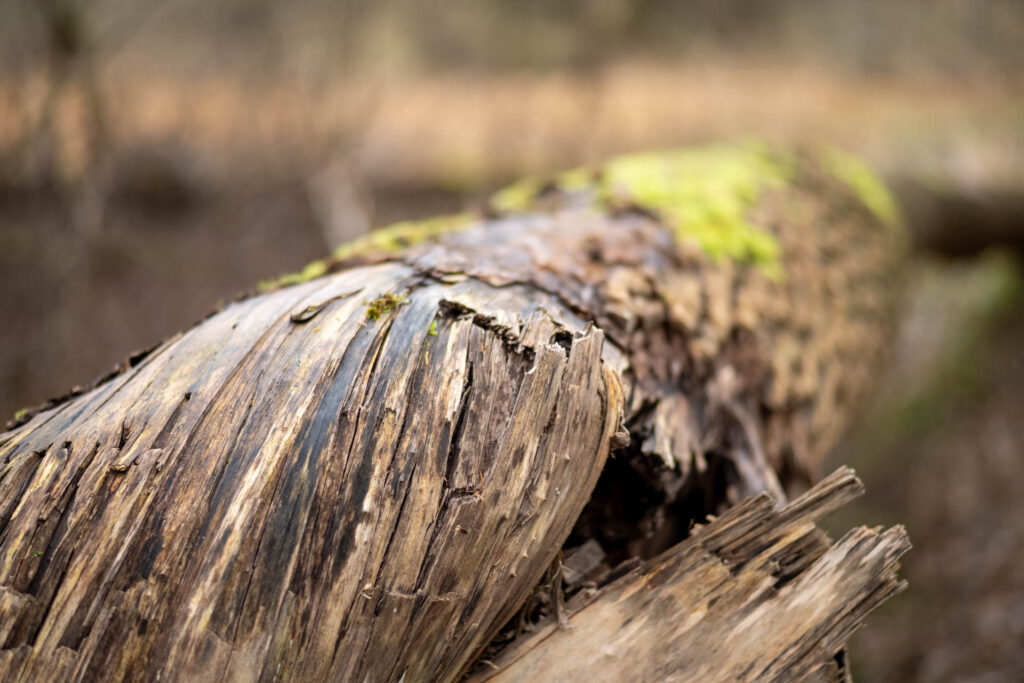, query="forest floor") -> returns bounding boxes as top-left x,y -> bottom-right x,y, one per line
827,254 -> 1024,681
